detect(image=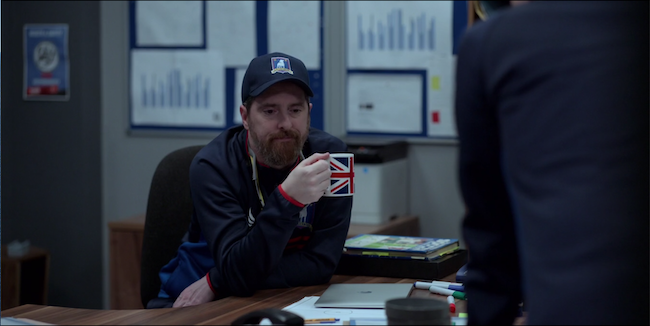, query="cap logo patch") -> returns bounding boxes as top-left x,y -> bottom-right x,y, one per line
270,57 -> 293,75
